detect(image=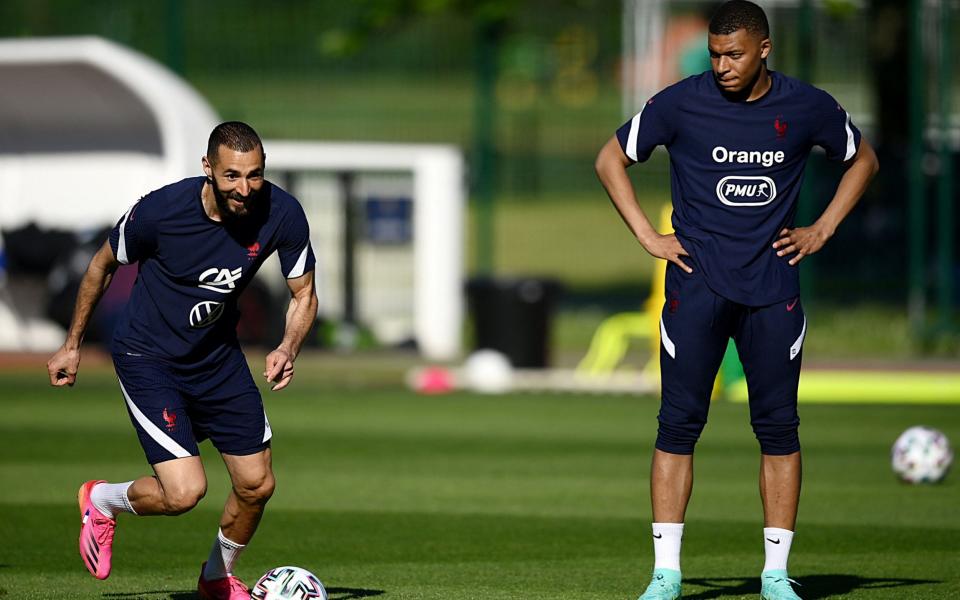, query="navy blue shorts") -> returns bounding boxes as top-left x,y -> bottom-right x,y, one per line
657,264 -> 805,455
113,349 -> 272,465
